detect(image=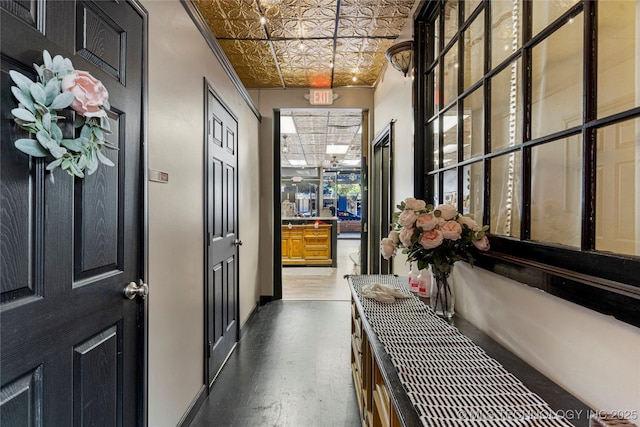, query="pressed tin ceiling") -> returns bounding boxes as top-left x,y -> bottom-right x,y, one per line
192,0 -> 418,88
